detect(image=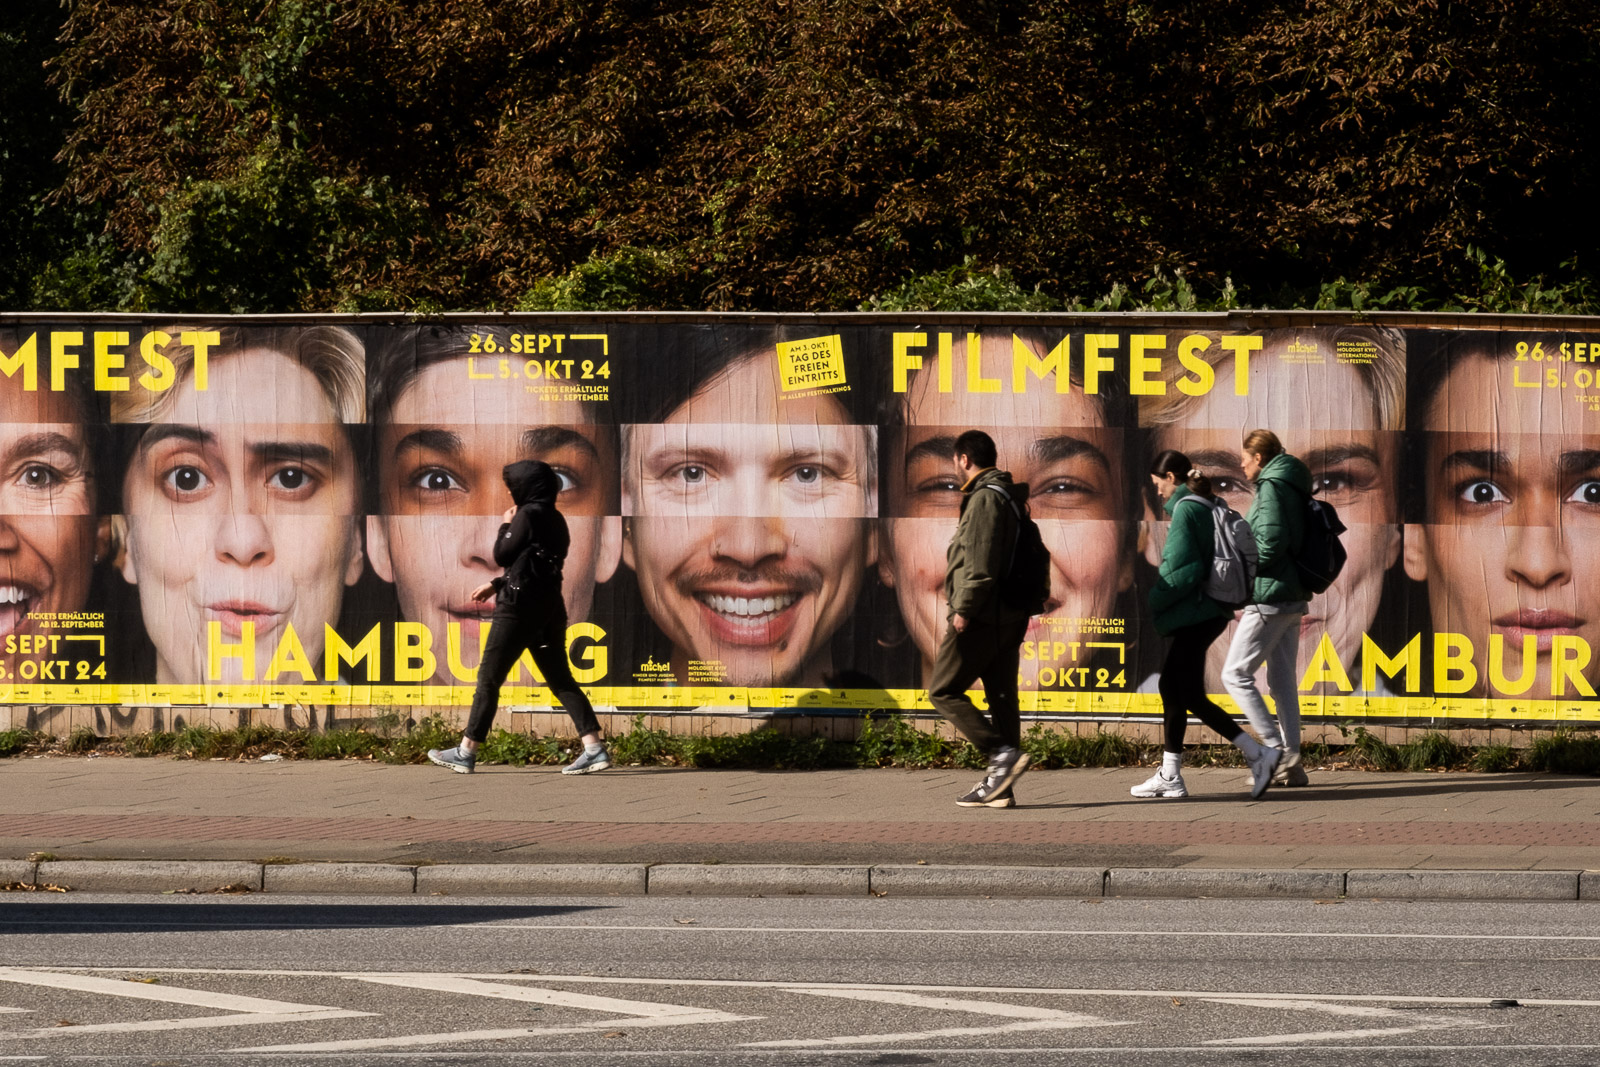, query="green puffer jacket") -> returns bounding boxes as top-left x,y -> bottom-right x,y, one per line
944,467 -> 1031,624
1247,452 -> 1312,604
1149,485 -> 1232,636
